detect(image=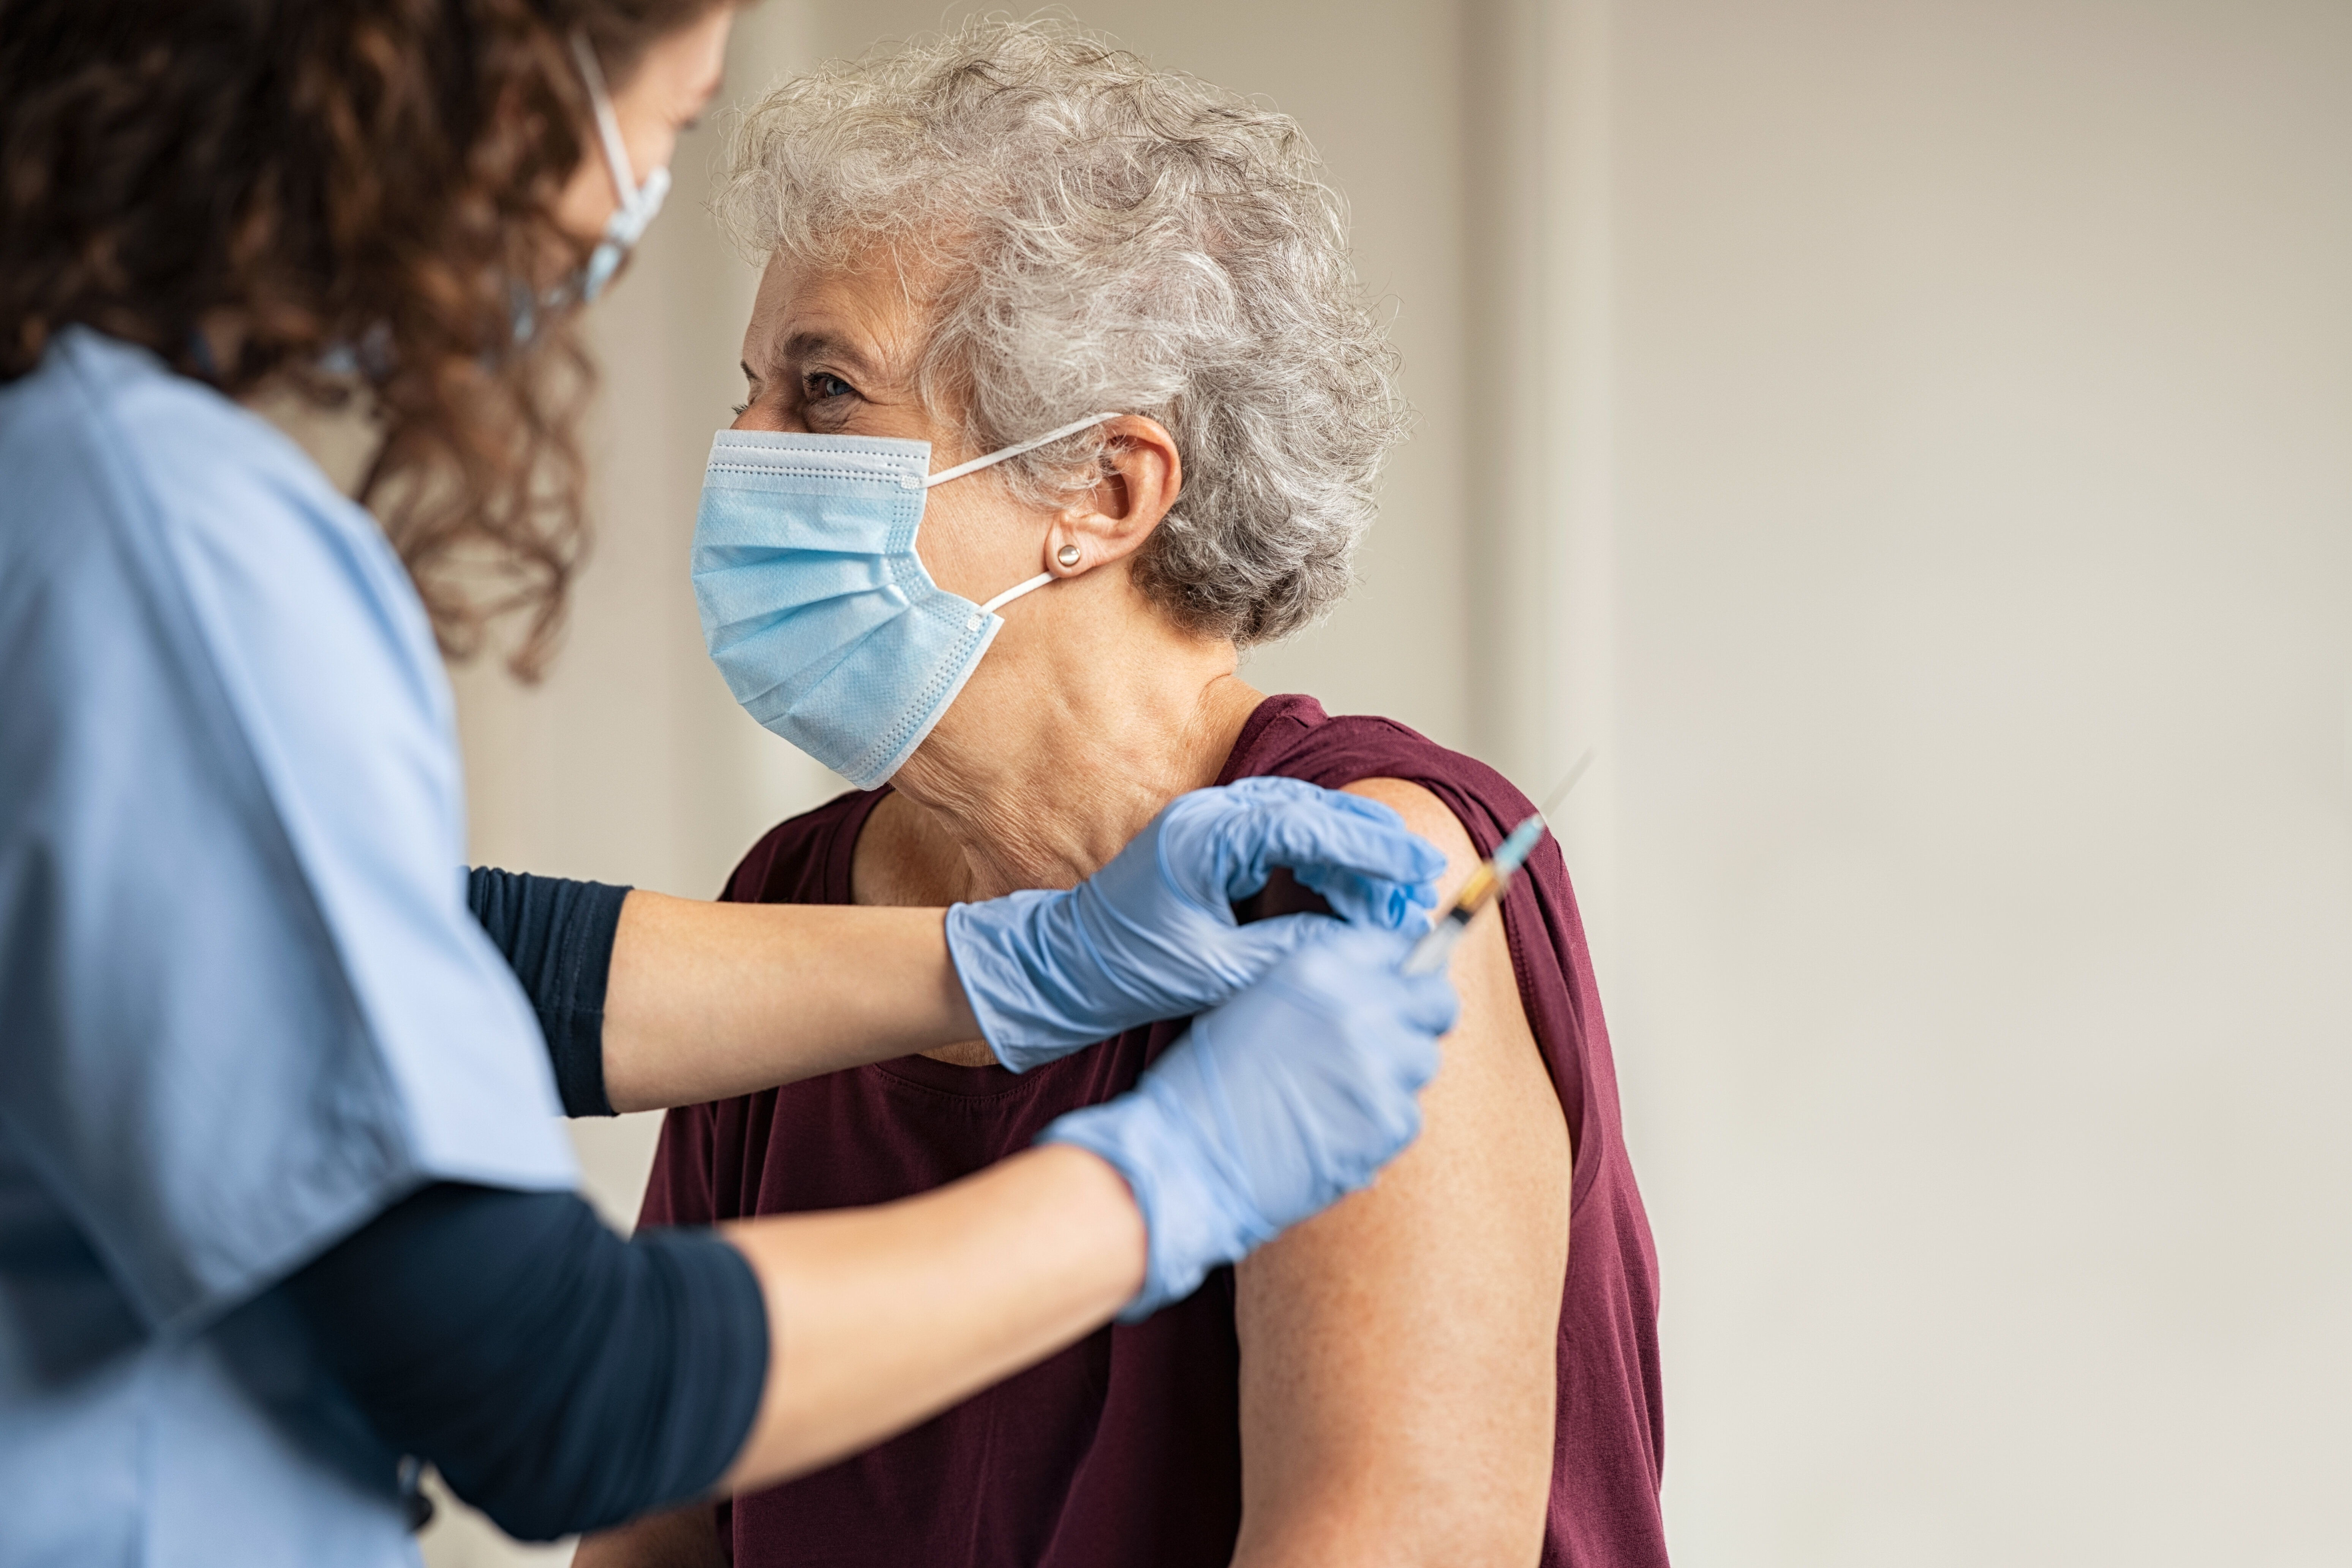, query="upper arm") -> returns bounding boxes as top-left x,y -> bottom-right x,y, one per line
1231,779 -> 1571,1568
